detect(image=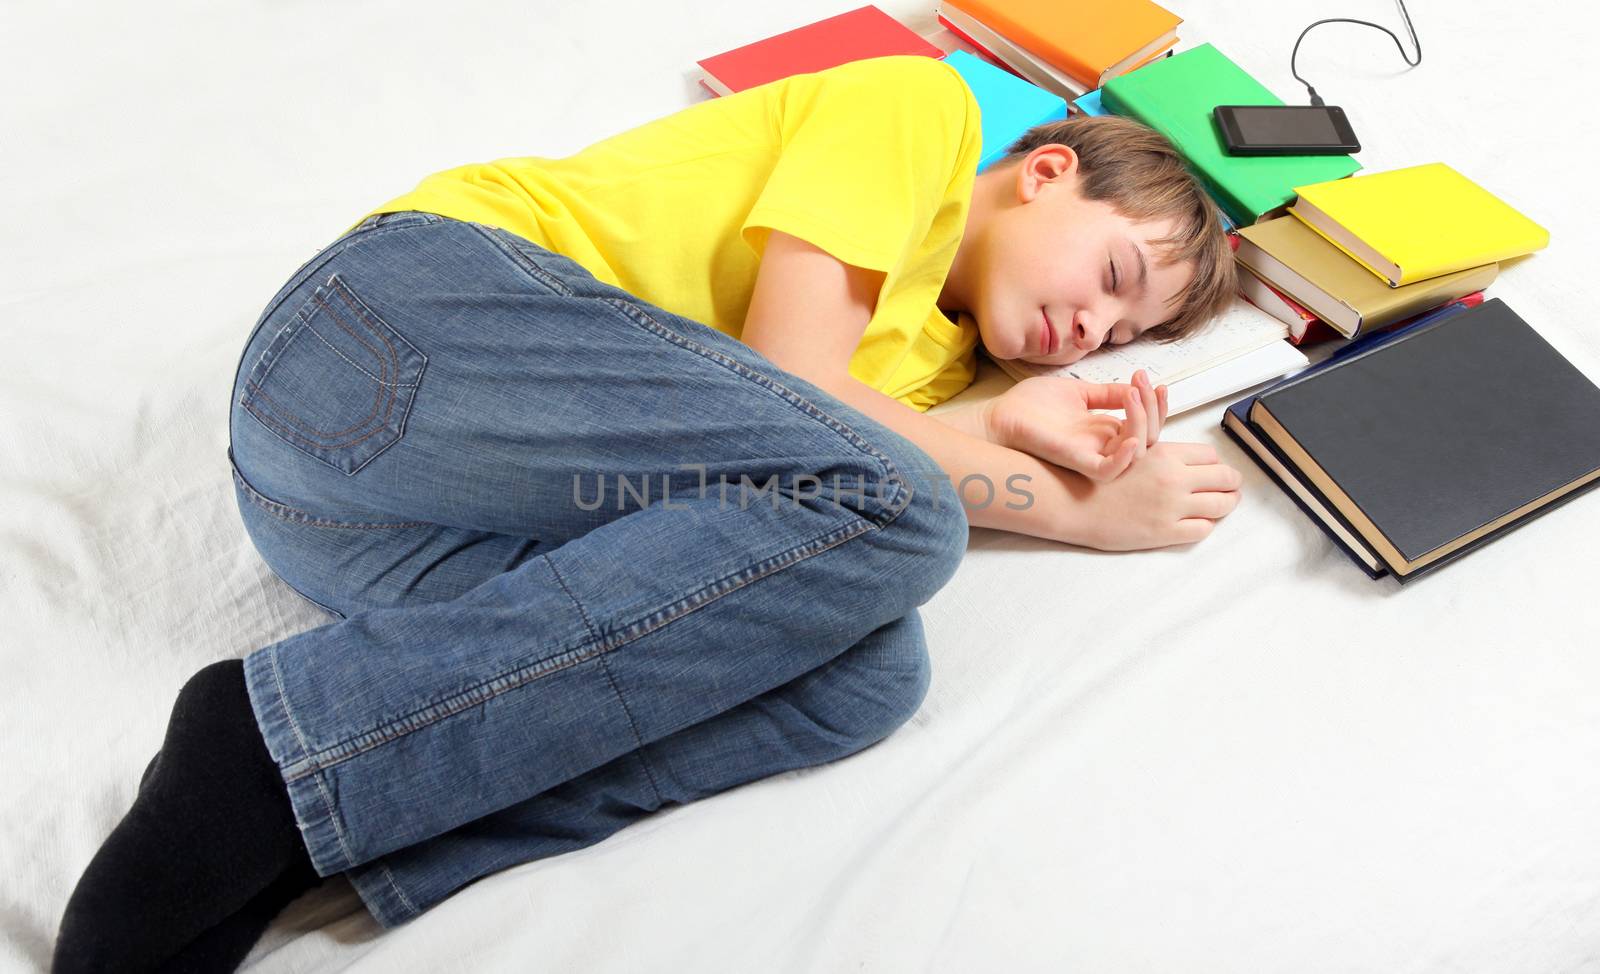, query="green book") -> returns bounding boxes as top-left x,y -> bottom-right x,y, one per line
1101,43 -> 1361,227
